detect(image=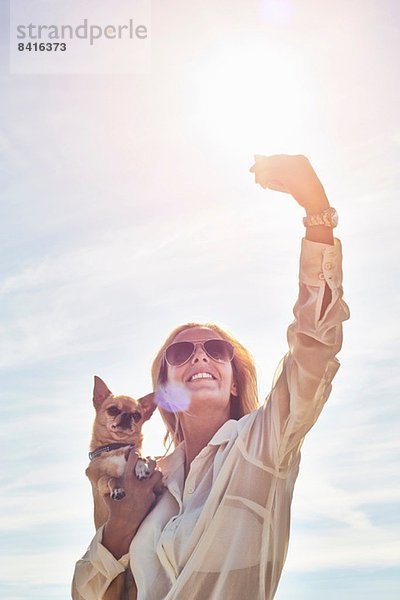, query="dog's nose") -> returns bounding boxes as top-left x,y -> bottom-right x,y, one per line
119,412 -> 134,429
